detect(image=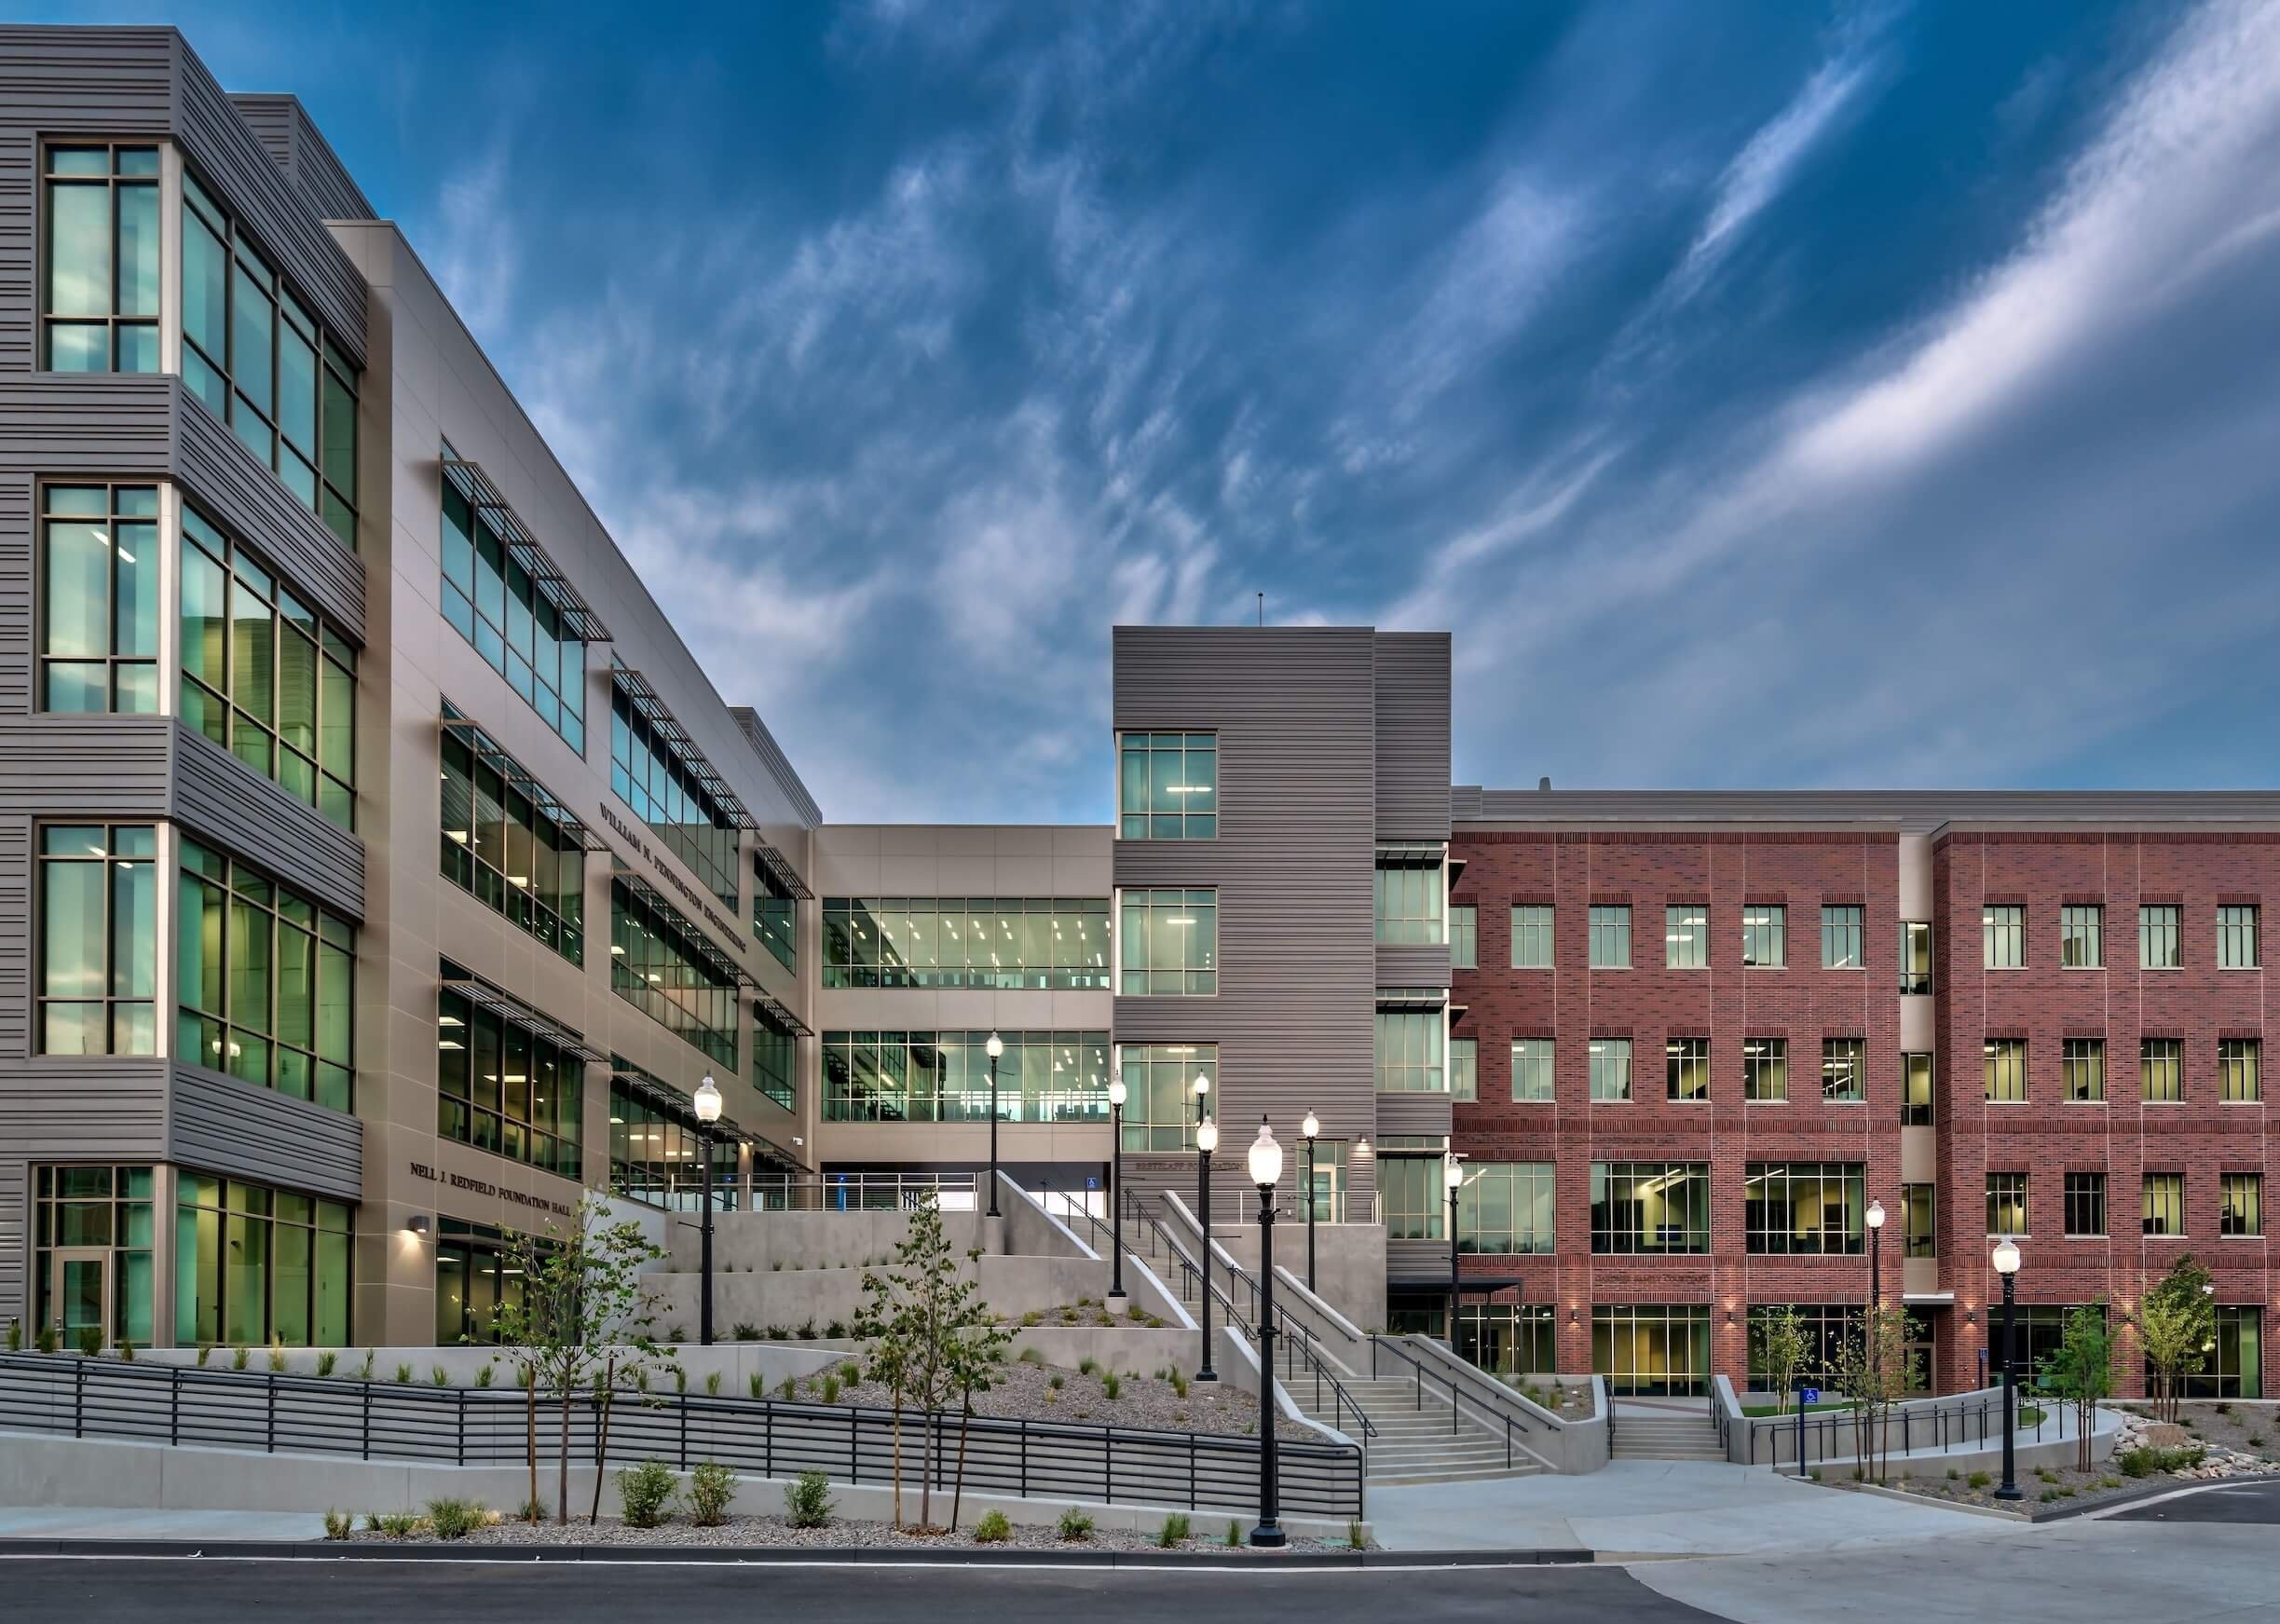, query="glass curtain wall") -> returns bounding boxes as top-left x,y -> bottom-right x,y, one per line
1456,1163 -> 1555,1253
1457,1303 -> 1556,1375
33,1165 -> 154,1345
36,824 -> 157,1056
435,1219 -> 526,1346
609,673 -> 739,910
440,479 -> 585,751
1375,1010 -> 1446,1092
175,1172 -> 351,1348
823,1030 -> 1110,1123
753,859 -> 796,973
1117,732 -> 1216,839
41,143 -> 159,371
38,483 -> 158,713
608,1073 -> 741,1212
1116,1043 -> 1213,1152
1743,1163 -> 1866,1254
1119,890 -> 1217,994
435,987 -> 585,1178
608,880 -> 737,1069
752,1005 -> 796,1111
823,897 -> 1109,989
439,710 -> 583,962
1748,1305 -> 1865,1389
1591,1163 -> 1711,1253
1373,849 -> 1444,944
1595,1305 -> 1714,1396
